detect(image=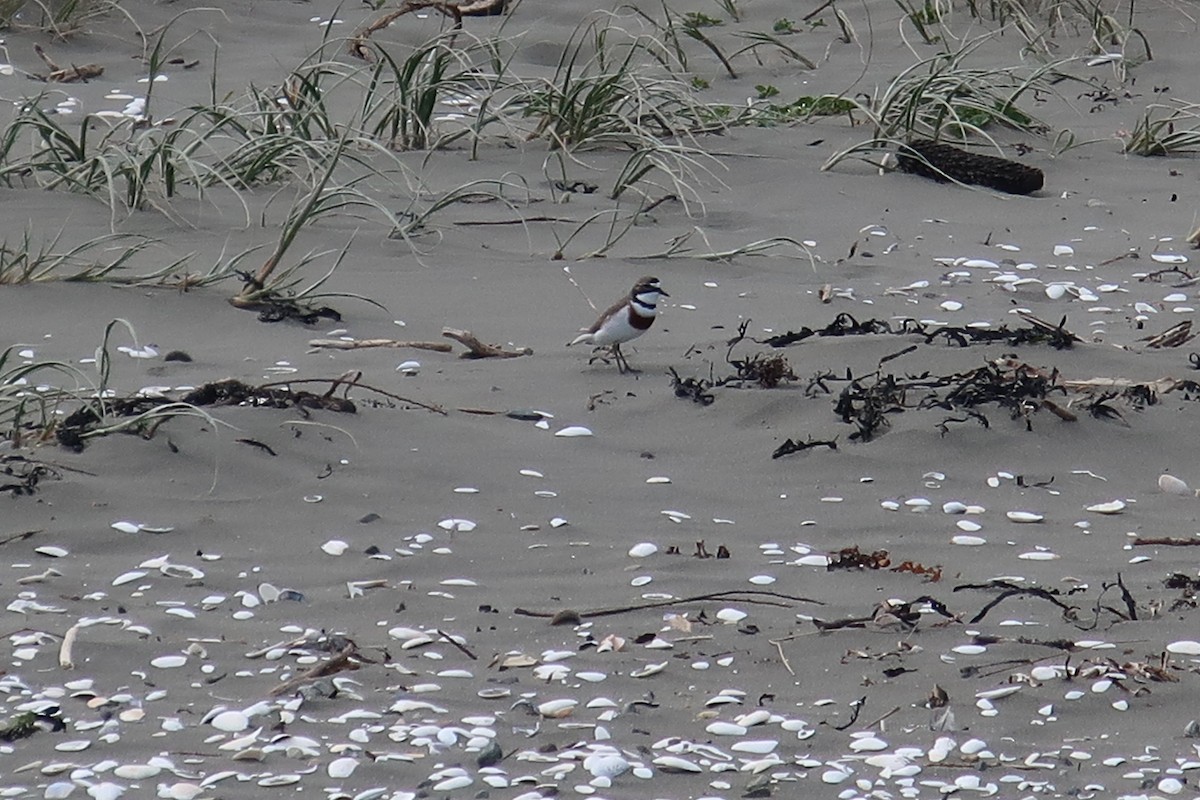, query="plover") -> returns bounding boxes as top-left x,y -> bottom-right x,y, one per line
568,276 -> 668,373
